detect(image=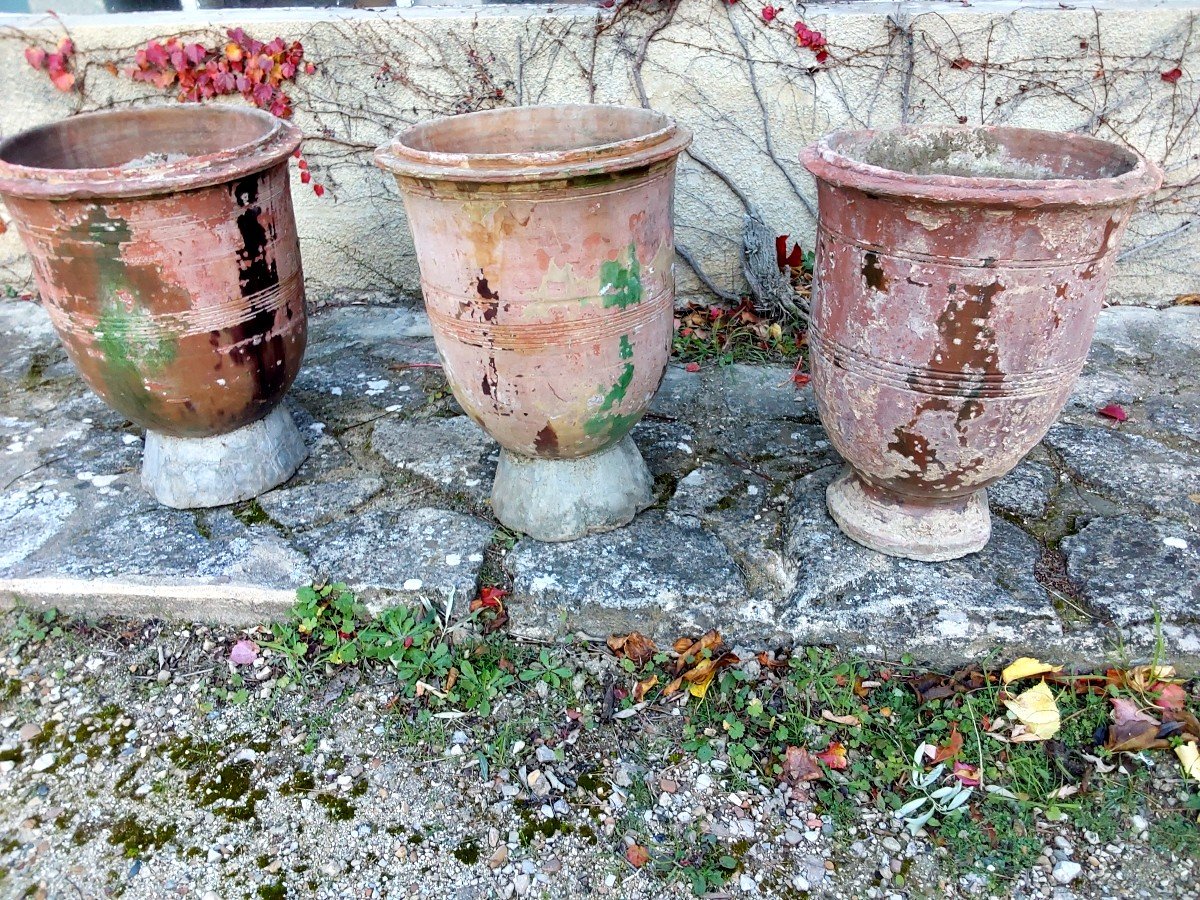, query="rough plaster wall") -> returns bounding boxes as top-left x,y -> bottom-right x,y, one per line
0,1 -> 1197,305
